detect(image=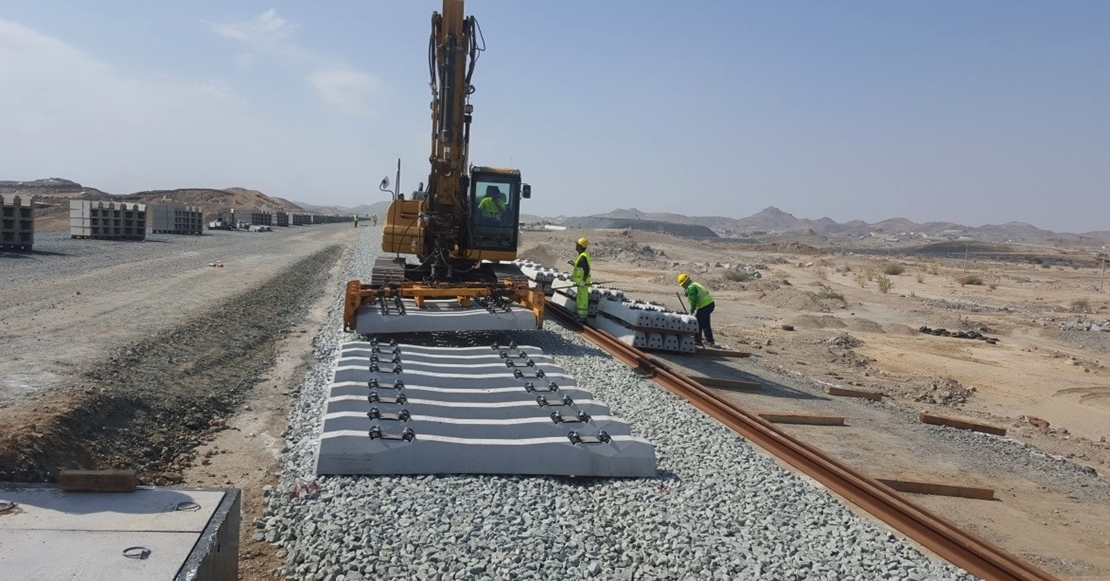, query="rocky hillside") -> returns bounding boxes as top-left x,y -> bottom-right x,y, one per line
560,216 -> 717,239
579,206 -> 1109,246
